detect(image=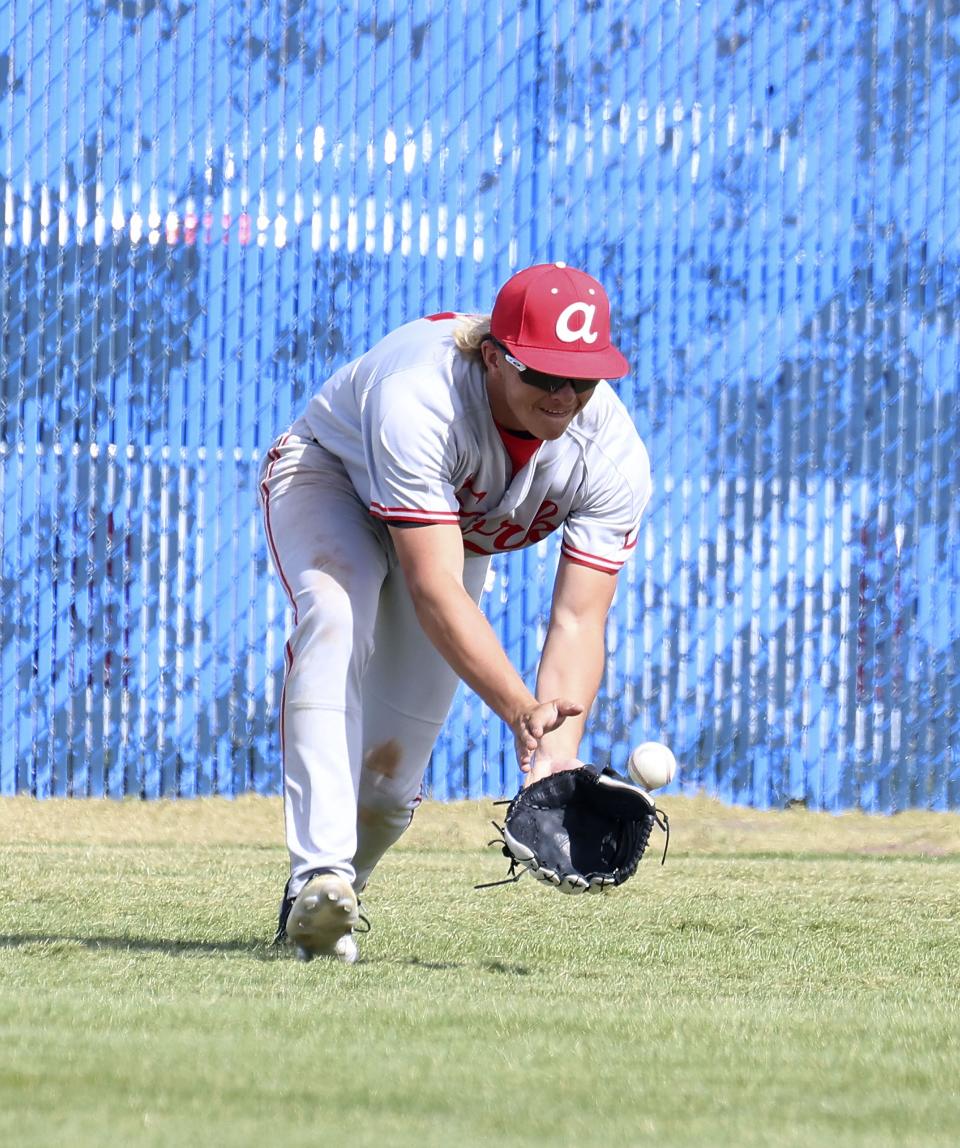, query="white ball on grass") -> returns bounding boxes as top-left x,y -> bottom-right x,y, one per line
627,742 -> 677,790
